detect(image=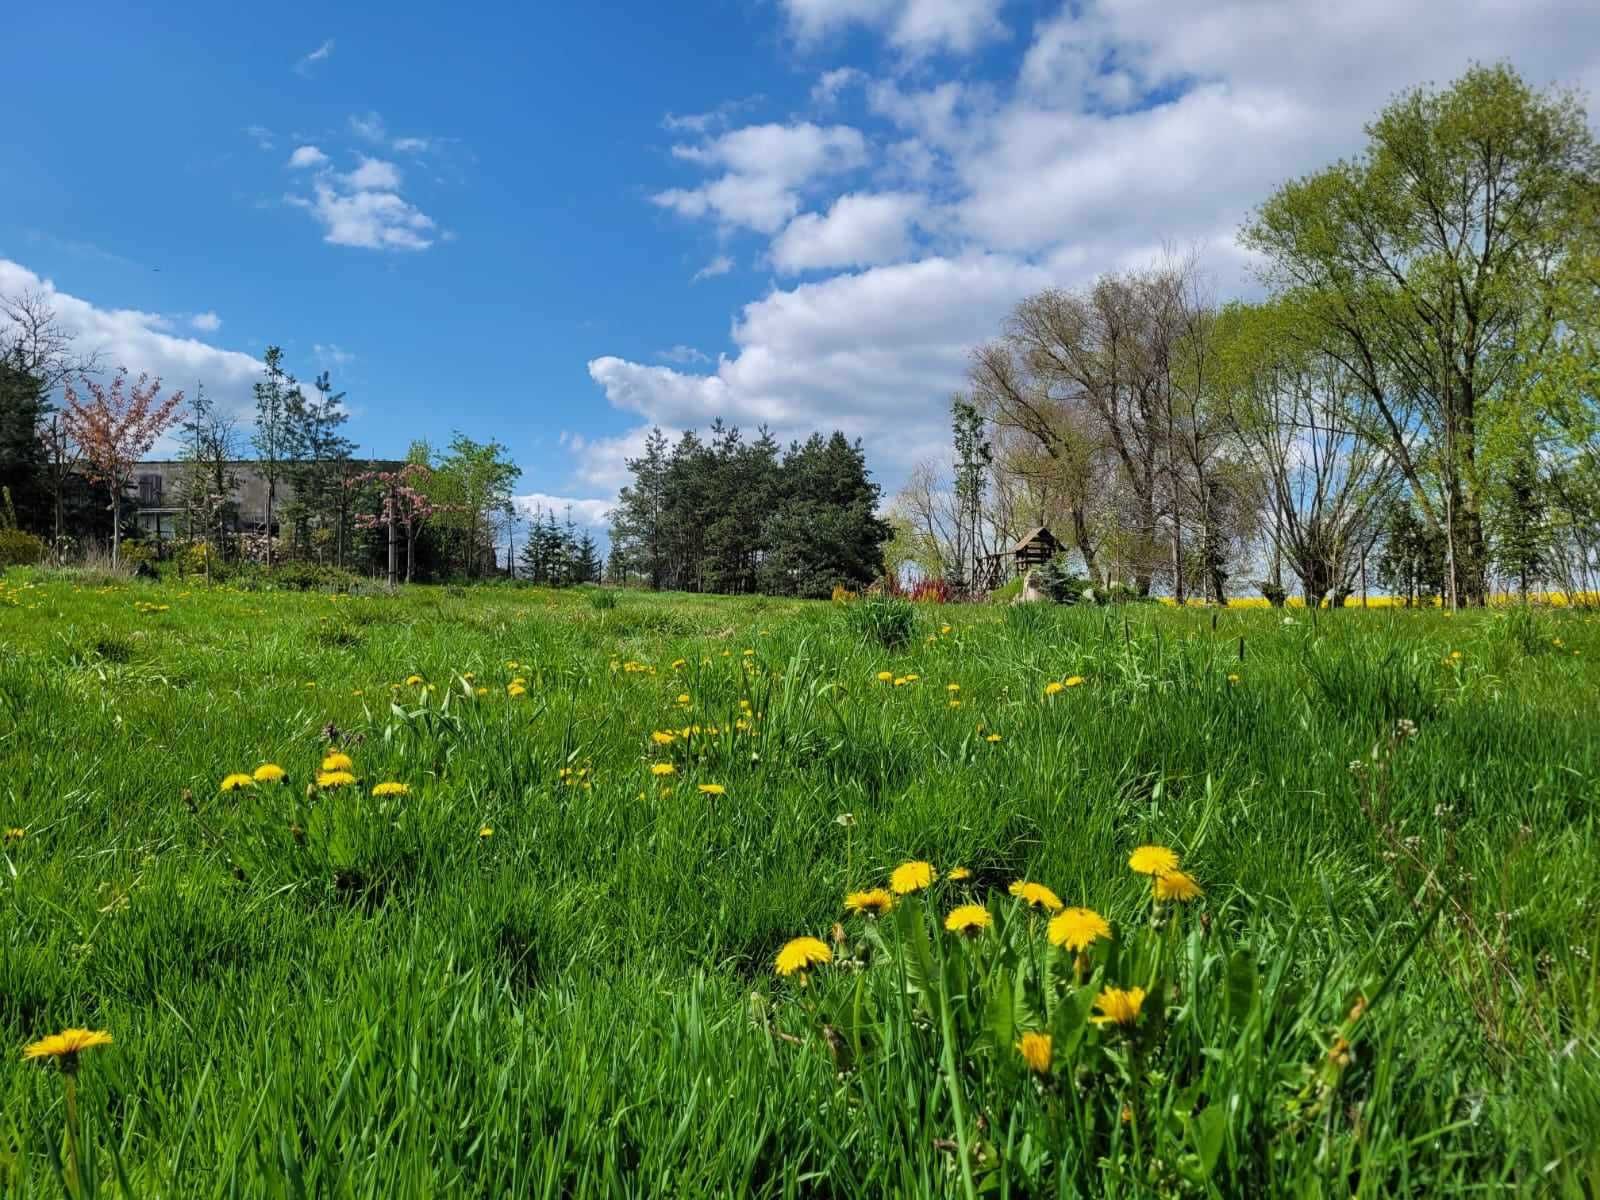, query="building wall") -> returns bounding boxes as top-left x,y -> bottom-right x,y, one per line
127,460 -> 401,536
